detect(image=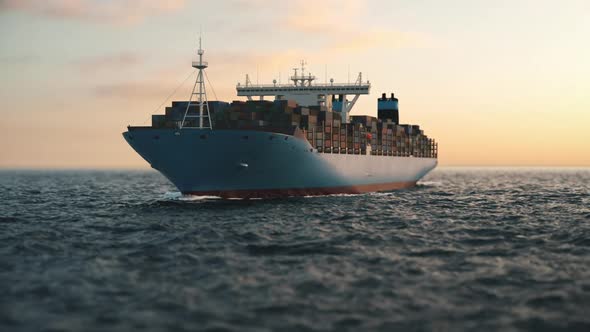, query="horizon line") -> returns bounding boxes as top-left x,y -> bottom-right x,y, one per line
1,165 -> 589,171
